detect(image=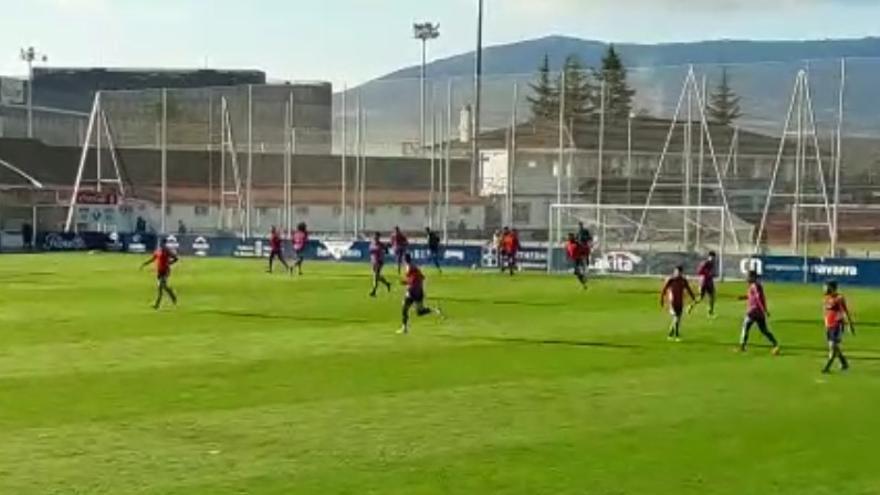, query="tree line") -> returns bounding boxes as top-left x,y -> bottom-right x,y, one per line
527,45 -> 743,127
